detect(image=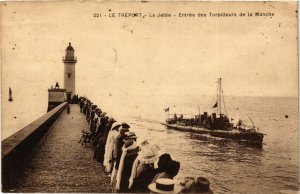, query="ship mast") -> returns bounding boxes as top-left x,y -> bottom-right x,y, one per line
218,78 -> 222,116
